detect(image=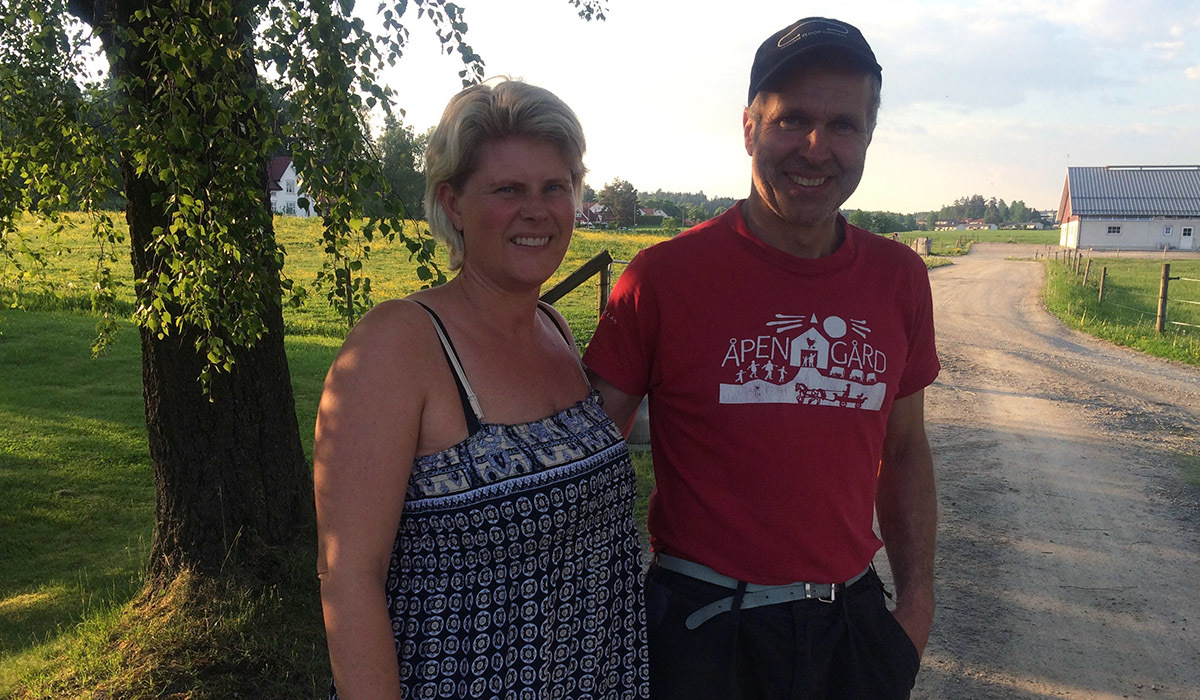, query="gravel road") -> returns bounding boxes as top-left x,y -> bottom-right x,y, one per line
906,243 -> 1200,699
